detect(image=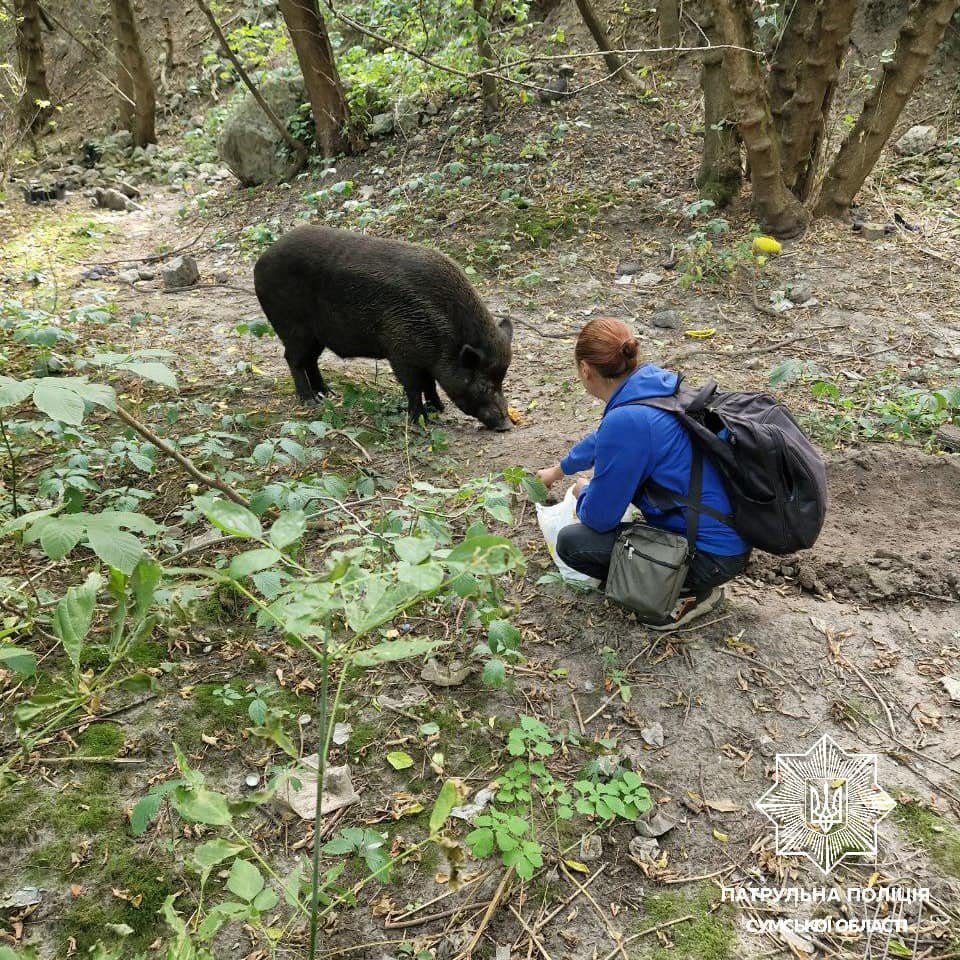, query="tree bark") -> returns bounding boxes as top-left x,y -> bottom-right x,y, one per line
14,0 -> 52,132
710,0 -> 809,237
572,0 -> 641,86
816,0 -> 960,218
767,0 -> 818,121
777,0 -> 857,198
473,0 -> 500,122
276,0 -> 350,158
197,0 -> 308,180
696,6 -> 741,207
109,0 -> 156,146
657,0 -> 680,47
